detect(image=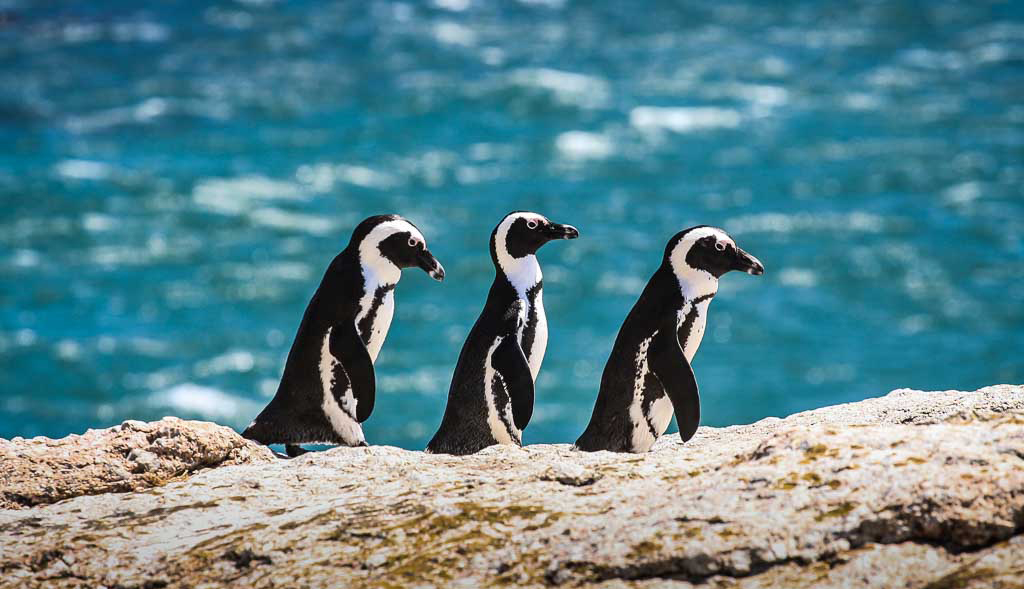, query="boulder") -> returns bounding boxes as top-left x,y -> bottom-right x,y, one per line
0,417 -> 274,510
0,385 -> 1021,588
